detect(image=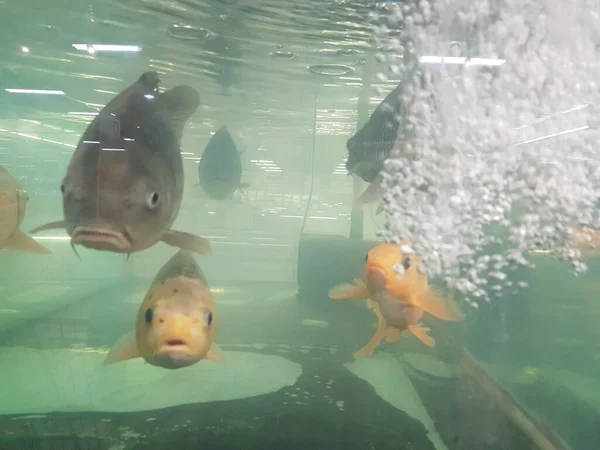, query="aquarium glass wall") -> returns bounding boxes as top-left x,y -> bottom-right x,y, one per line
0,1 -> 598,449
